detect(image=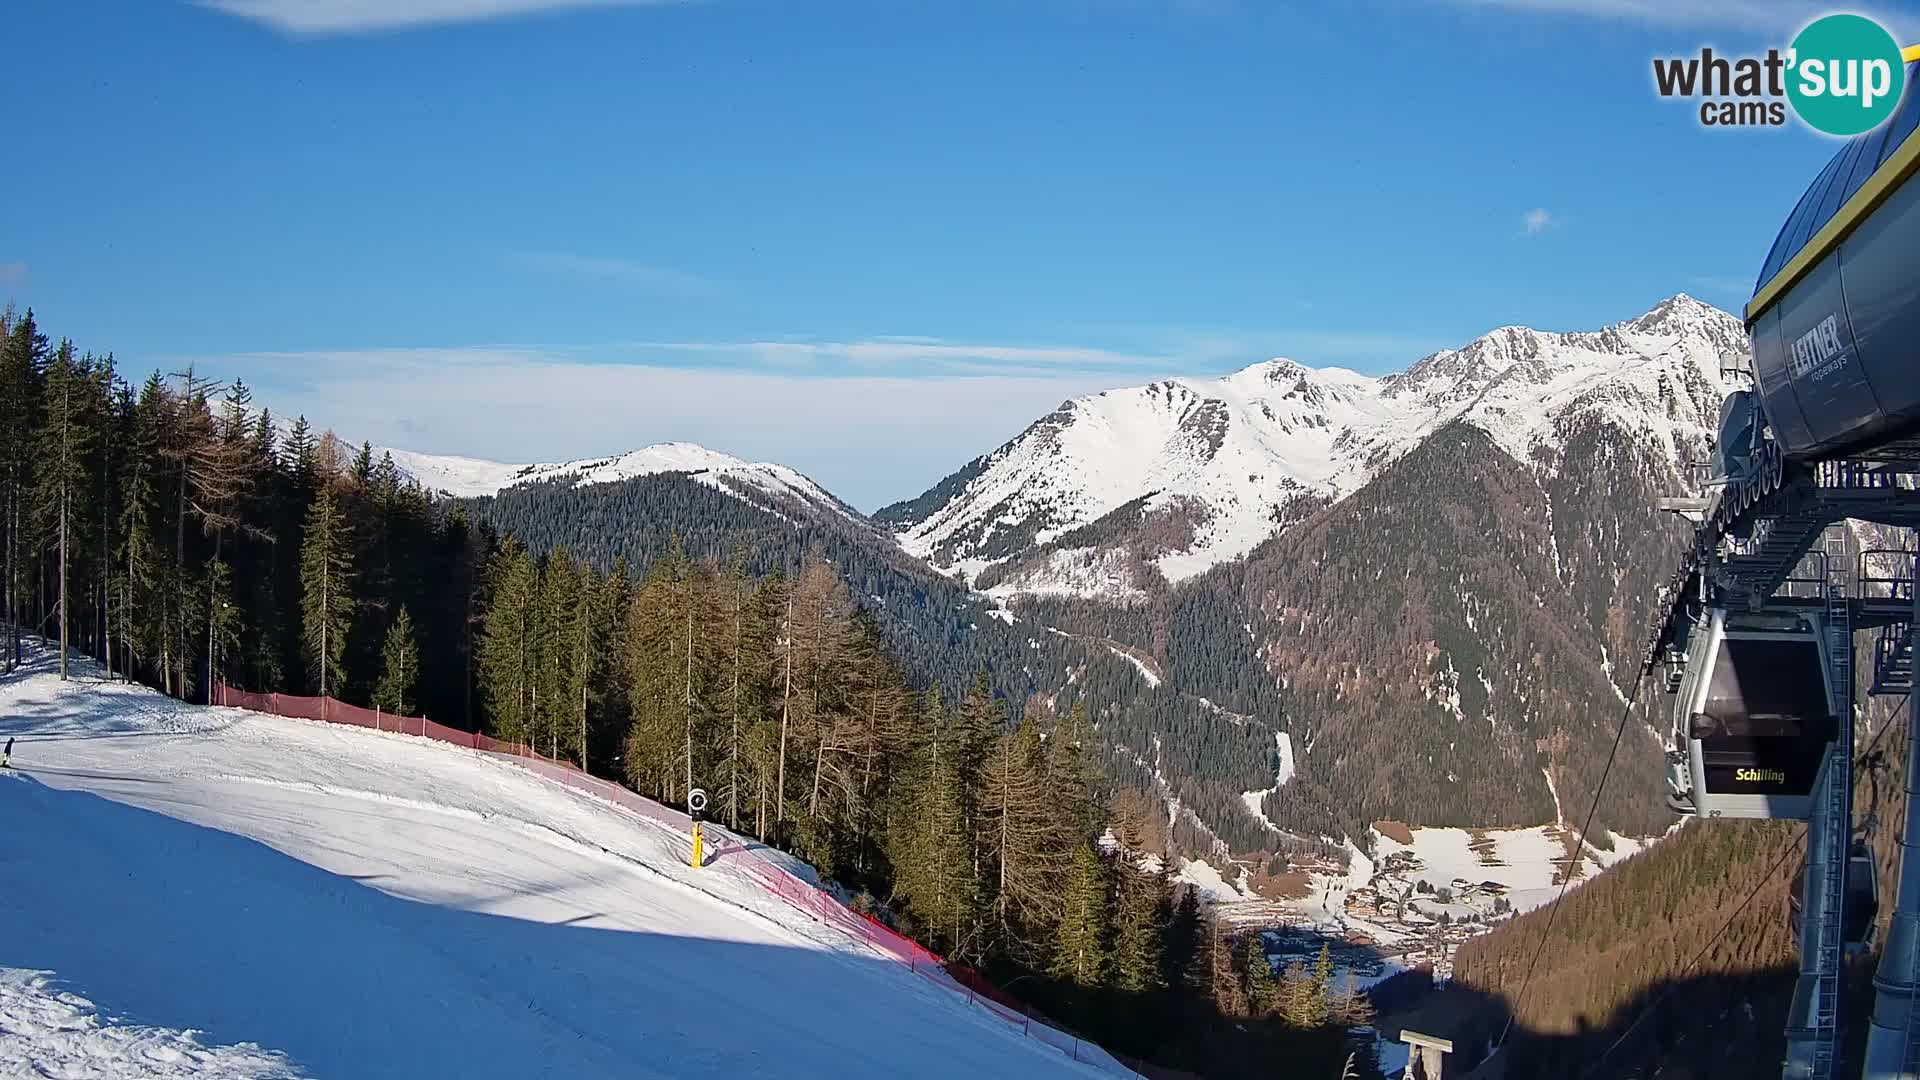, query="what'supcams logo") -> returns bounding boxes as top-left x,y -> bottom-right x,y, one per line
1653,13 -> 1913,135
